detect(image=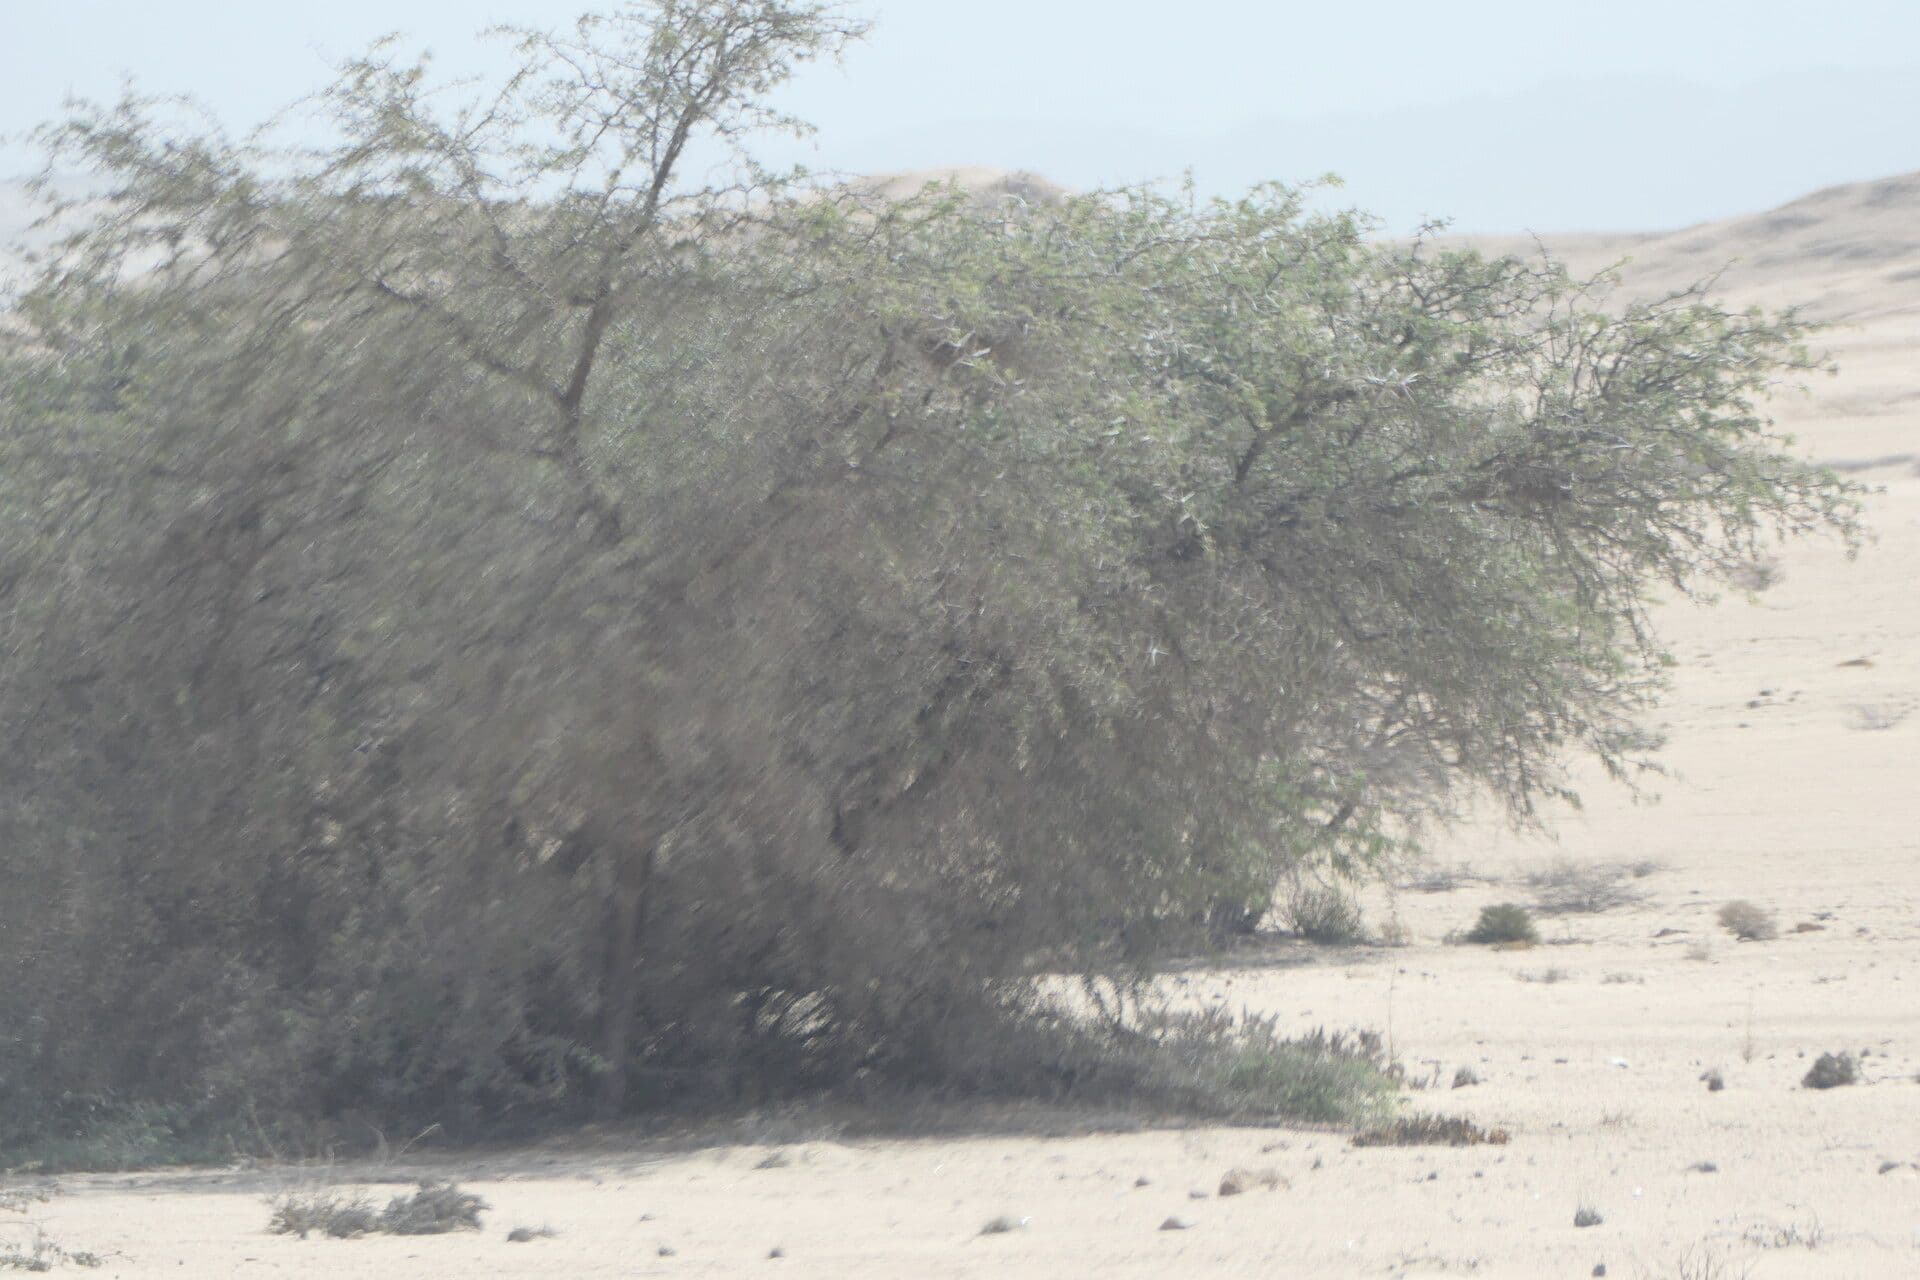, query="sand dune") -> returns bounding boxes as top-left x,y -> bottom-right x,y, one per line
9,173 -> 1920,1277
